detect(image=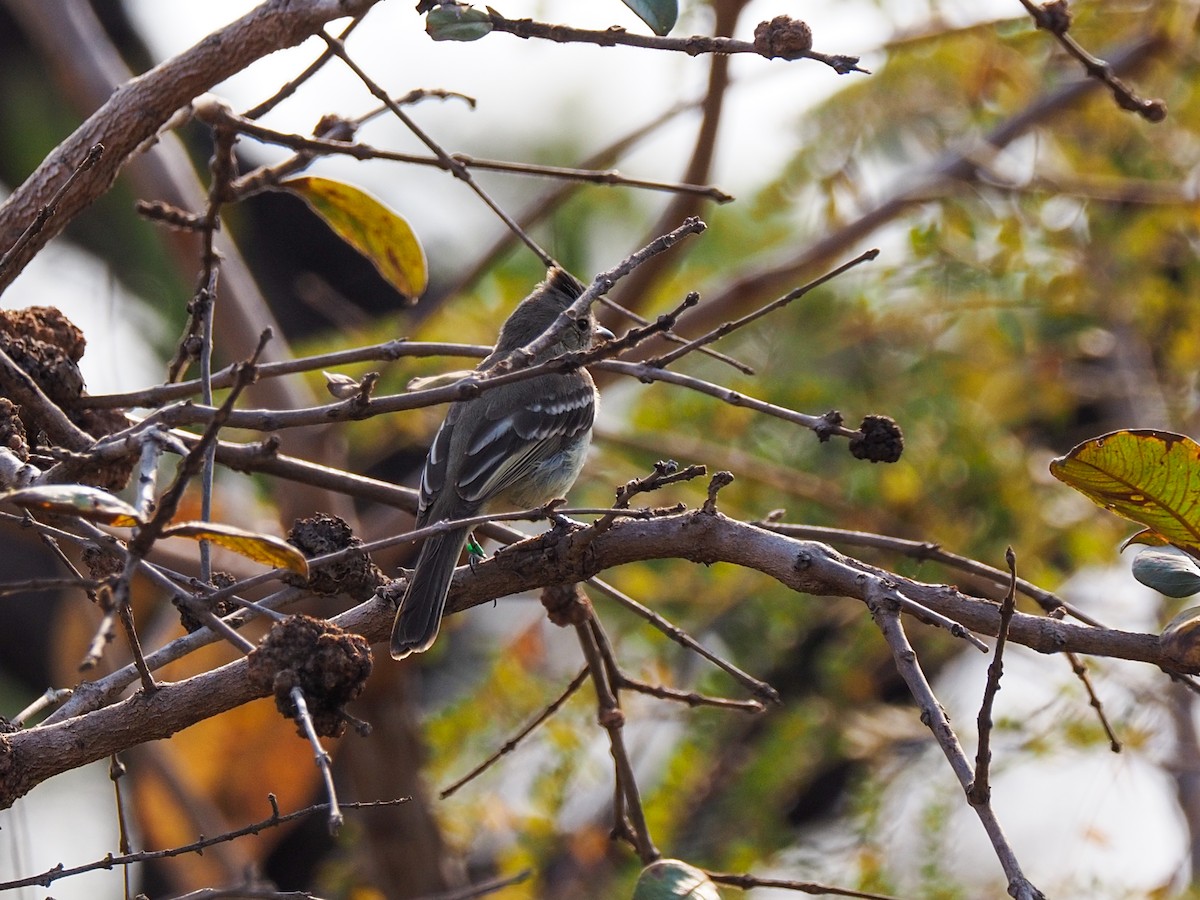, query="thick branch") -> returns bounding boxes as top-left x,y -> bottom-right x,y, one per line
0,511 -> 1178,809
0,0 -> 380,294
